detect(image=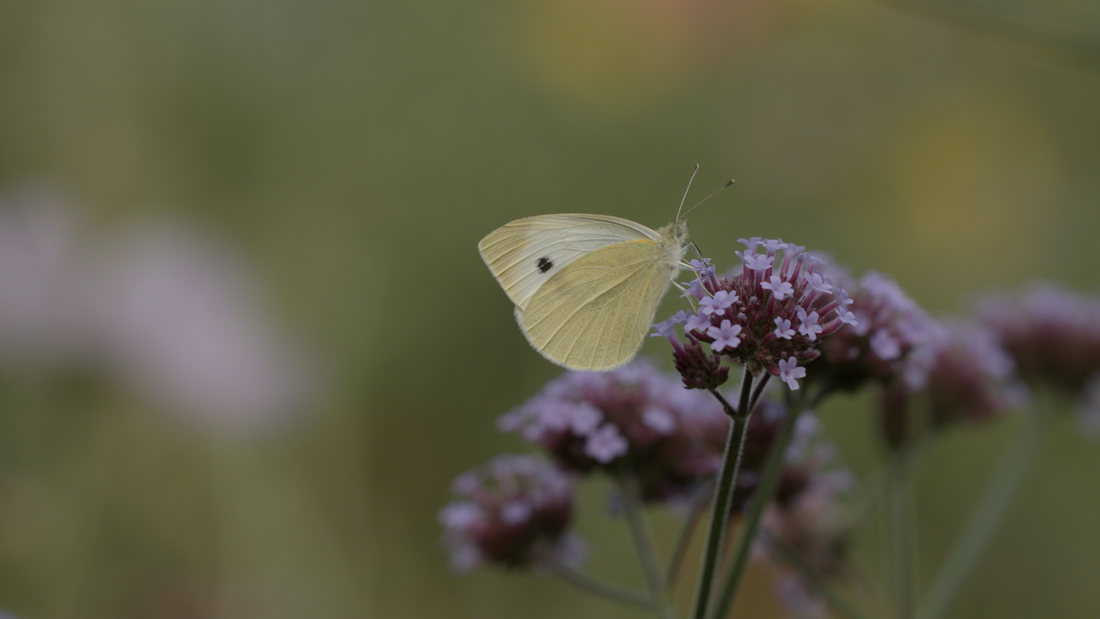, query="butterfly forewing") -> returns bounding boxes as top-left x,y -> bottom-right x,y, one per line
478,214 -> 659,310
517,239 -> 671,371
